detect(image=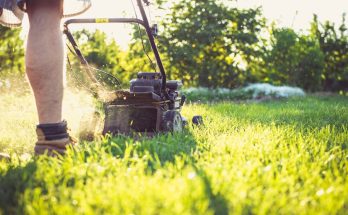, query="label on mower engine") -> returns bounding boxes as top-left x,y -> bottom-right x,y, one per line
95,18 -> 109,23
